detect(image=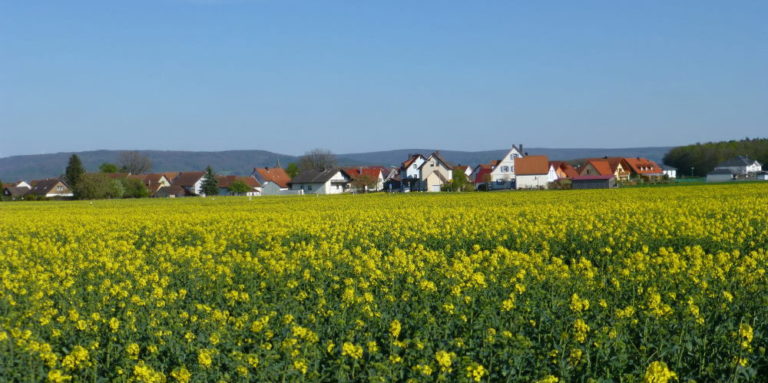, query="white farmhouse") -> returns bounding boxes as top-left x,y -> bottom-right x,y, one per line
290,168 -> 351,195
488,145 -> 524,189
714,156 -> 762,176
514,155 -> 551,190
419,152 -> 454,192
